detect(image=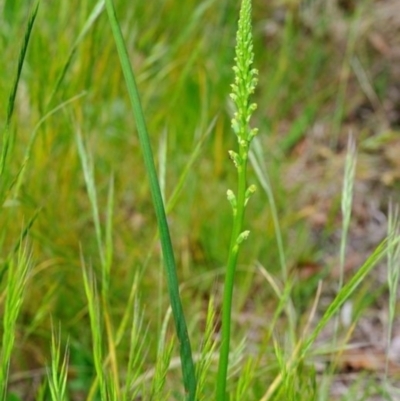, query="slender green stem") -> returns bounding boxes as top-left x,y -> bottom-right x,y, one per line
217,154 -> 248,399
216,0 -> 258,398
104,1 -> 196,398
